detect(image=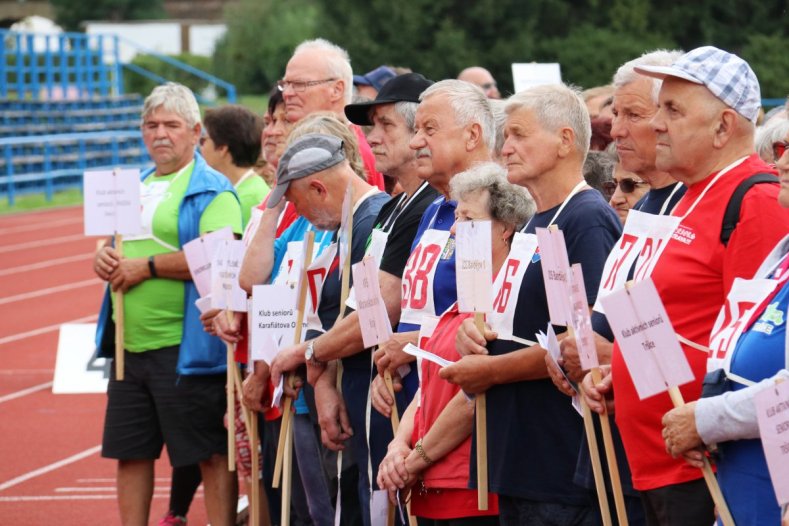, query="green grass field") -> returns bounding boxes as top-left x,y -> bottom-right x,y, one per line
0,188 -> 83,214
